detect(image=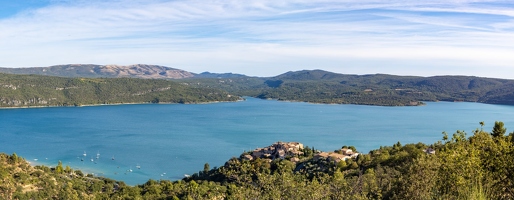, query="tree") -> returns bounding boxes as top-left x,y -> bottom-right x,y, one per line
9,153 -> 18,164
203,163 -> 210,174
56,161 -> 64,174
492,121 -> 507,138
349,146 -> 357,152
